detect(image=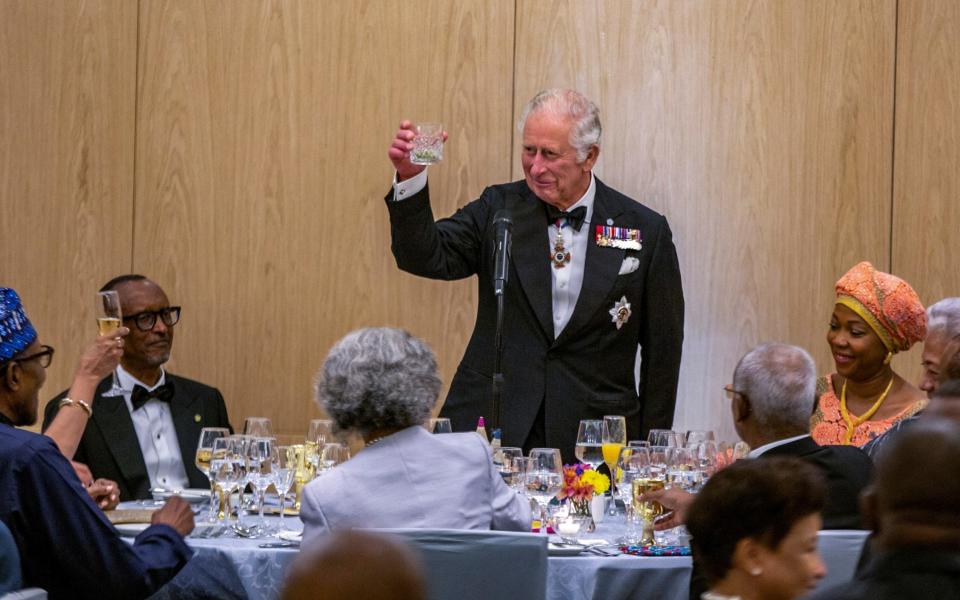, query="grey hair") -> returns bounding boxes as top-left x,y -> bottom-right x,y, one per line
517,89 -> 601,162
926,298 -> 960,339
314,328 -> 441,435
733,343 -> 817,436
